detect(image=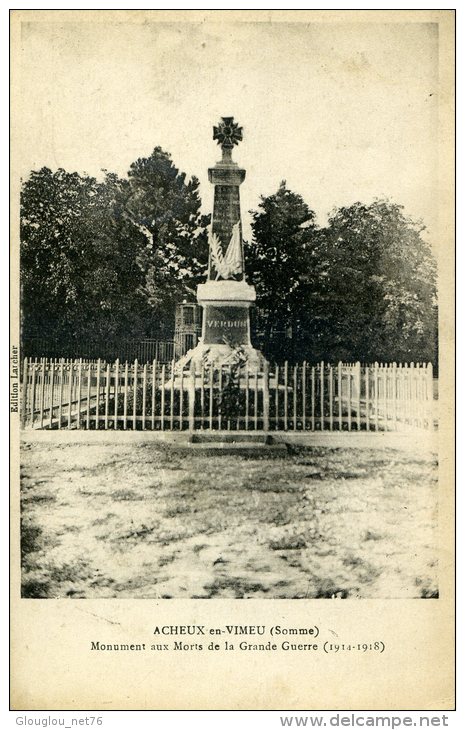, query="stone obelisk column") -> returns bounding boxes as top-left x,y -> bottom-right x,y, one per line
191,117 -> 265,367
